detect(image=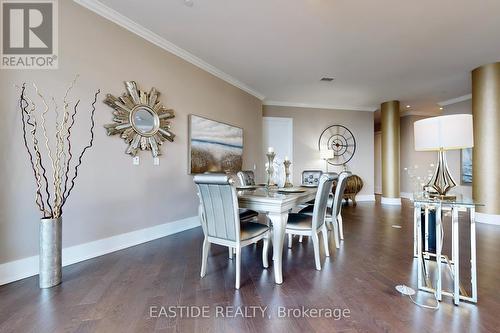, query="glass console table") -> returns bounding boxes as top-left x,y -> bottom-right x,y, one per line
413,194 -> 482,305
